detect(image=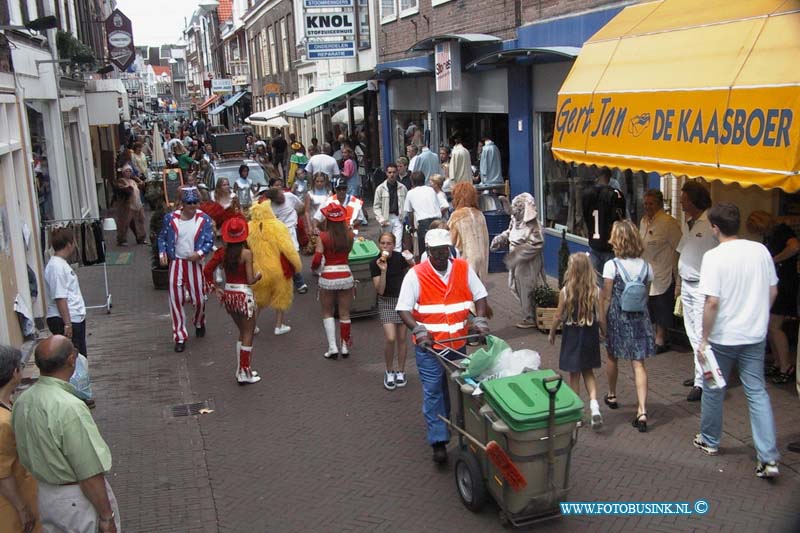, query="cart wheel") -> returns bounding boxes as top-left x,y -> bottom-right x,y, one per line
454,451 -> 487,512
